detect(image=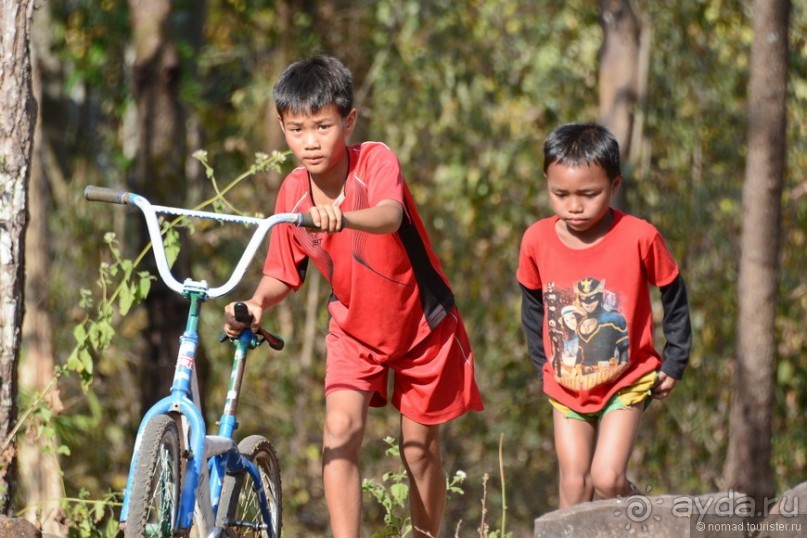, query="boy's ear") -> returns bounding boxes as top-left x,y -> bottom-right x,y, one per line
612,175 -> 623,192
344,109 -> 358,134
277,114 -> 285,132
